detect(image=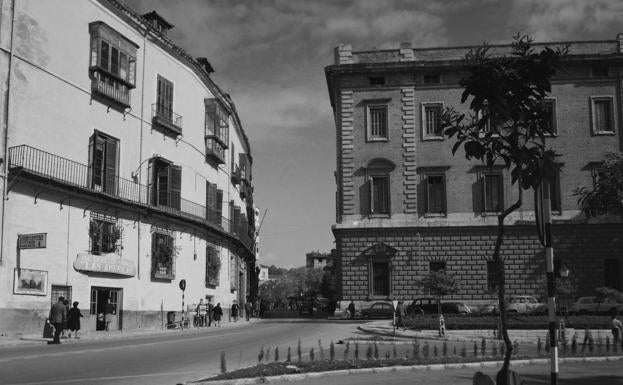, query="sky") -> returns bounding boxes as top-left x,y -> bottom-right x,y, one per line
123,0 -> 623,268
